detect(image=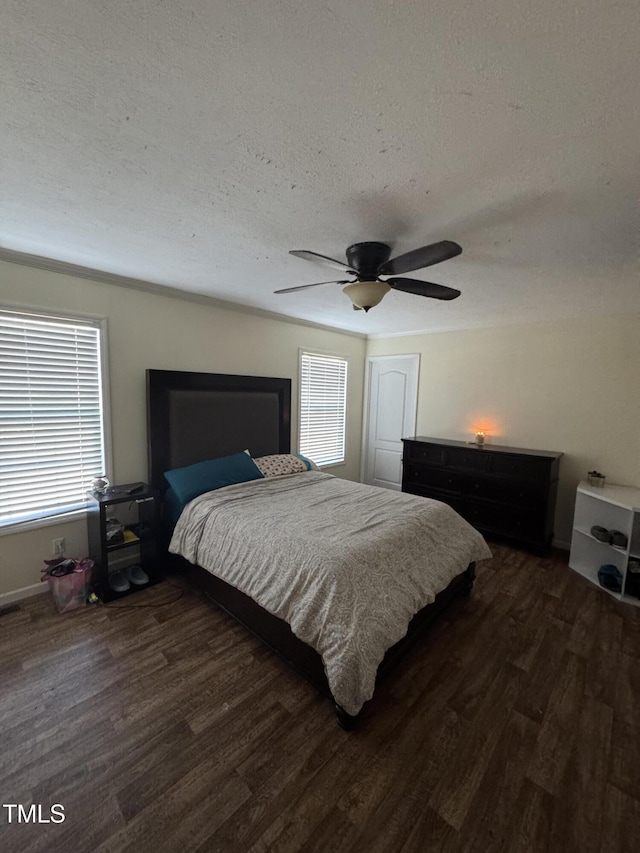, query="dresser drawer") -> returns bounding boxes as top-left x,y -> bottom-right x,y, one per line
405,442 -> 444,466
404,484 -> 464,514
489,455 -> 548,483
463,499 -> 544,541
404,465 -> 464,495
444,447 -> 490,473
467,476 -> 544,508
